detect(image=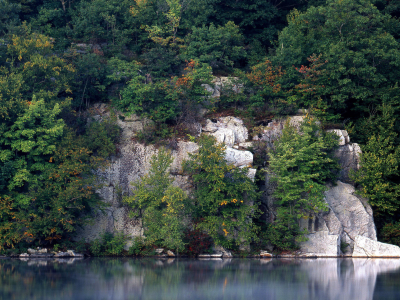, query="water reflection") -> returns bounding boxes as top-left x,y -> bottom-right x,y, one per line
0,257 -> 400,300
